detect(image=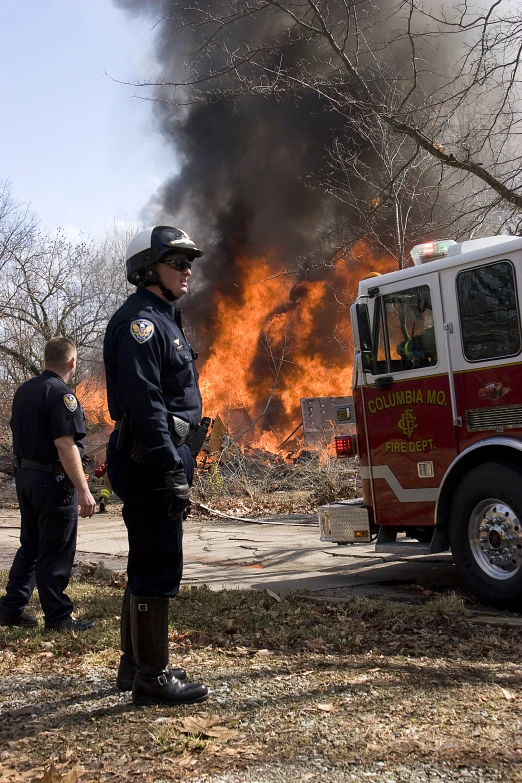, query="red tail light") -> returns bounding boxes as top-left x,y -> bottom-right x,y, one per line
335,434 -> 356,458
